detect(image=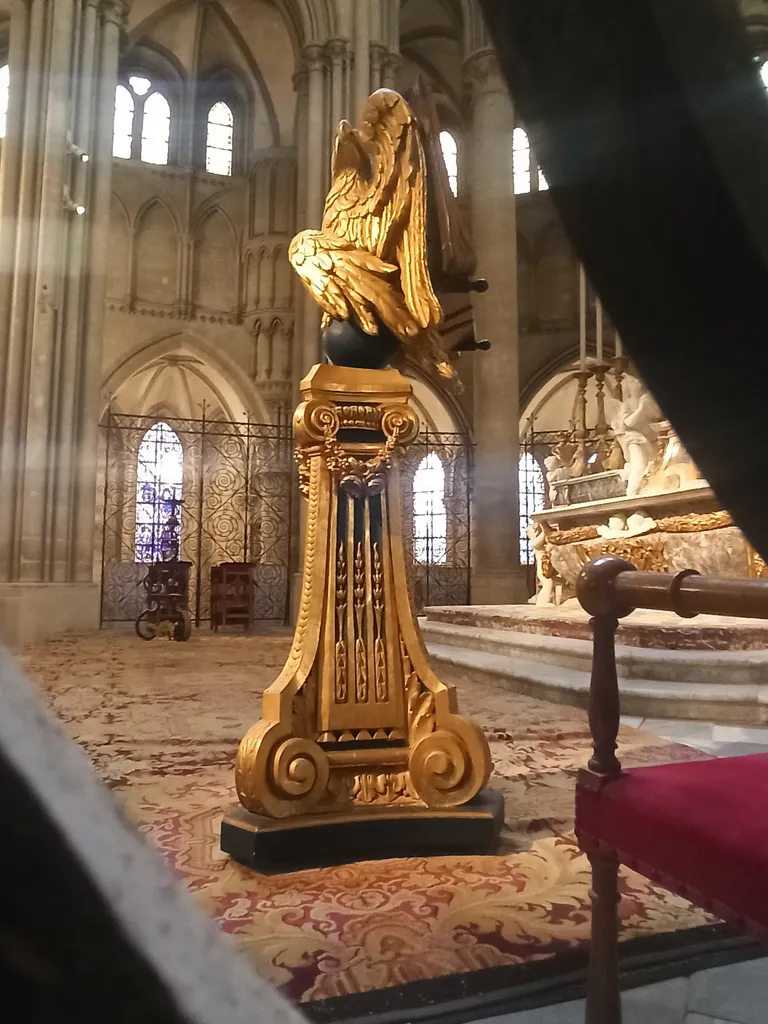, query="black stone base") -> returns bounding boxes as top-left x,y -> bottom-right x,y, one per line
220,789 -> 504,874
